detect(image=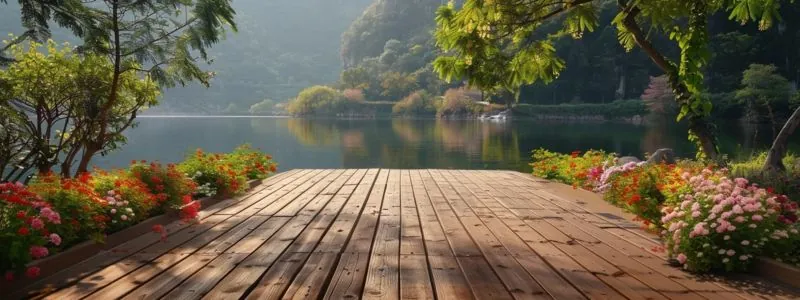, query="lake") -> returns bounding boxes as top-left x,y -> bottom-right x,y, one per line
91,117 -> 798,173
